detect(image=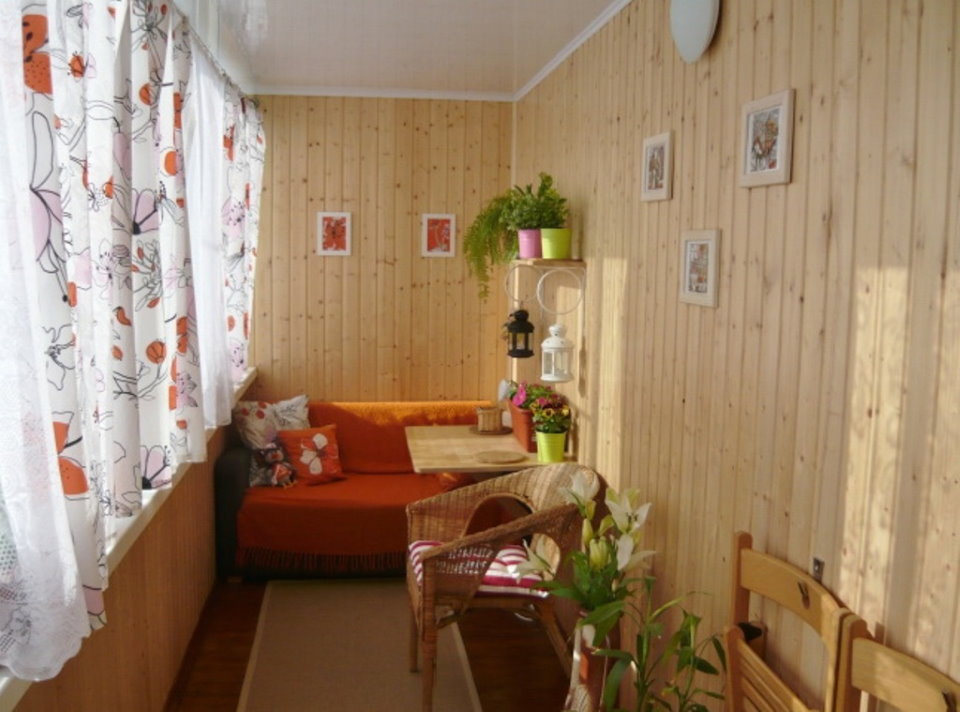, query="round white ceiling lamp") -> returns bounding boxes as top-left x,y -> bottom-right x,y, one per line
670,0 -> 721,63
